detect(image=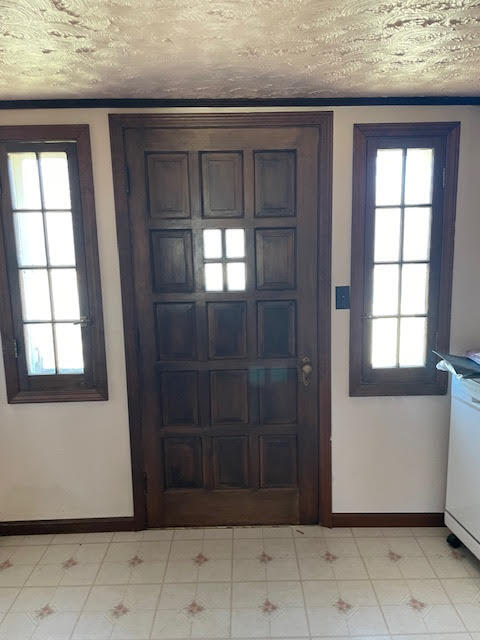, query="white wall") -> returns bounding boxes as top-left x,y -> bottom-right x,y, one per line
0,105 -> 479,521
